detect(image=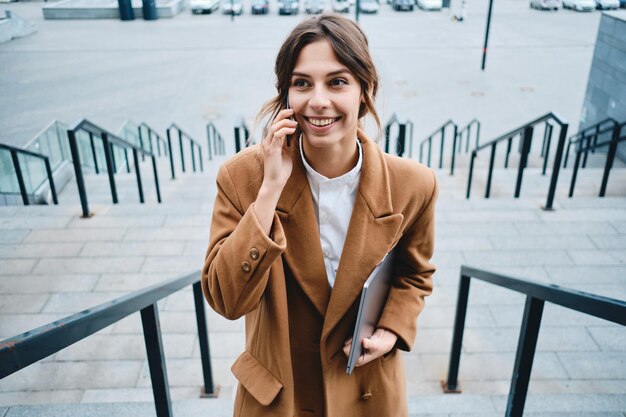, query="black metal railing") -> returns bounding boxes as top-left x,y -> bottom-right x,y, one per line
466,112 -> 568,210
0,271 -> 217,417
419,120 -> 459,175
383,113 -> 414,158
206,121 -> 226,159
563,118 -> 618,169
67,119 -> 162,218
0,143 -> 59,206
234,116 -> 251,154
443,265 -> 626,417
569,119 -> 626,198
457,118 -> 481,154
140,122 -> 169,159
166,124 -> 204,180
